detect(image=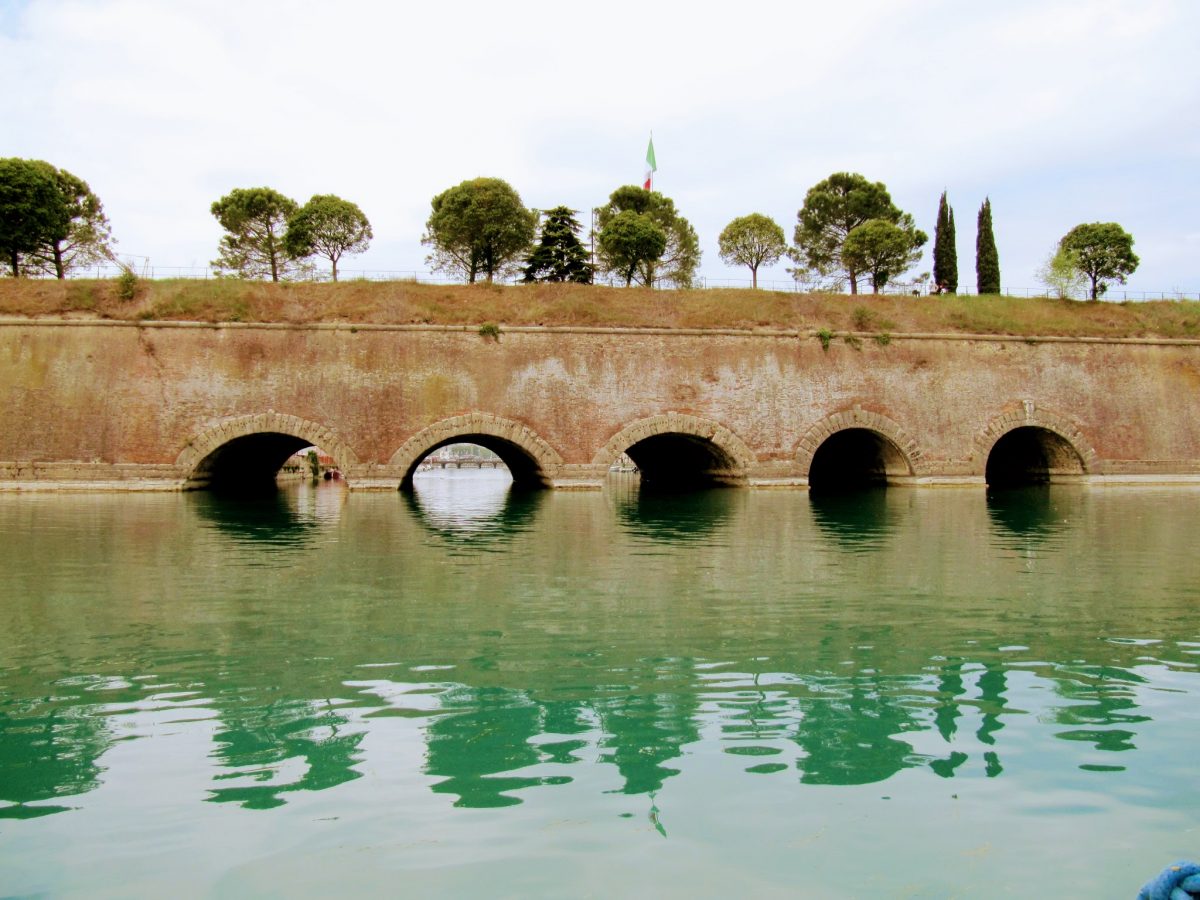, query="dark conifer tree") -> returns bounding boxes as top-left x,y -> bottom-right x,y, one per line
522,206 -> 593,283
976,198 -> 1000,295
932,191 -> 957,293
